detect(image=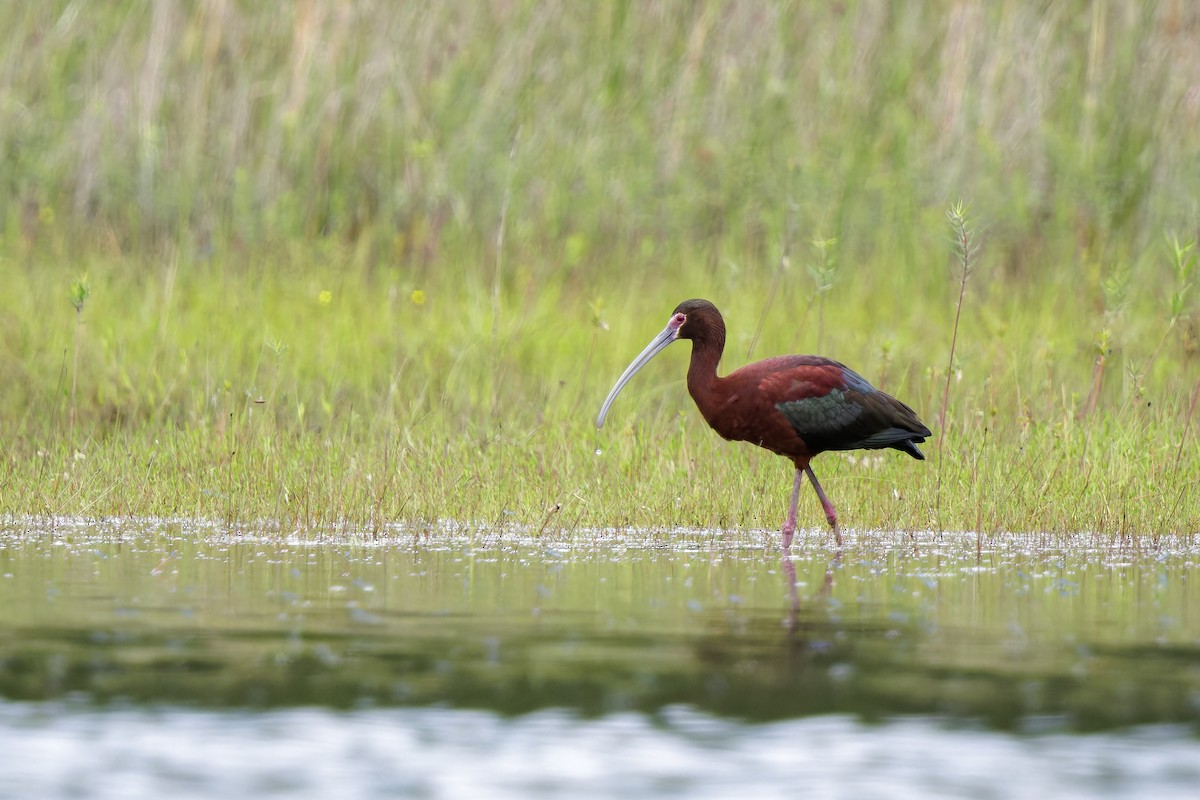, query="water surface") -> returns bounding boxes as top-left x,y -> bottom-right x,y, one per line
4,703 -> 1198,800
1,518 -> 1198,797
